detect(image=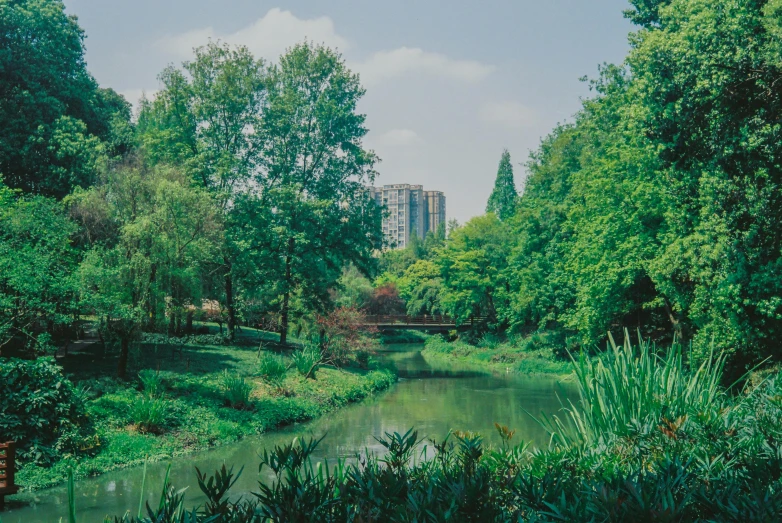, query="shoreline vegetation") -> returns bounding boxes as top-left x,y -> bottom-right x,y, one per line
13,328 -> 396,492
422,334 -> 574,377
65,336 -> 782,522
